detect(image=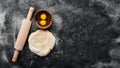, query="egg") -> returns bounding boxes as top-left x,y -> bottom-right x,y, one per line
40,13 -> 47,19
39,20 -> 46,26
